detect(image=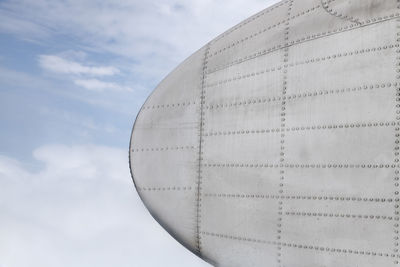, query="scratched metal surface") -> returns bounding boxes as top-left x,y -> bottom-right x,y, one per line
129,0 -> 400,266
